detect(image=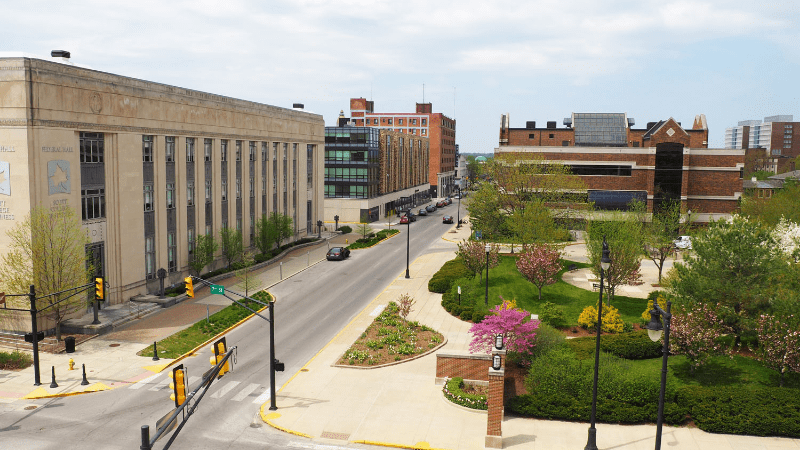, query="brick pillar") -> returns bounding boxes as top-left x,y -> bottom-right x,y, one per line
485,348 -> 506,449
